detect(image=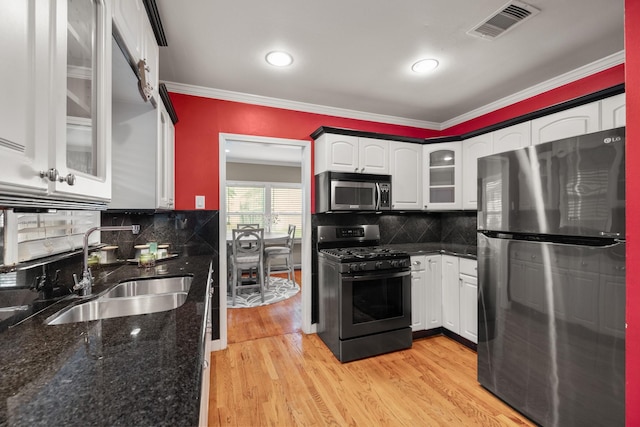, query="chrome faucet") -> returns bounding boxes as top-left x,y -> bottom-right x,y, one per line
73,225 -> 140,296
